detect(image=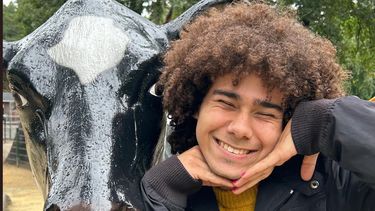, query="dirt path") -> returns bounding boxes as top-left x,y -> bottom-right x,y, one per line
3,163 -> 44,211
